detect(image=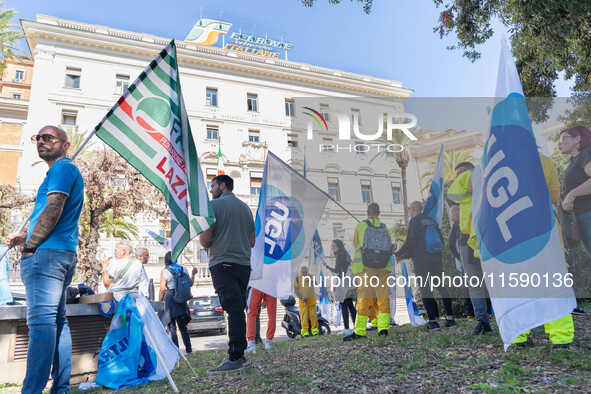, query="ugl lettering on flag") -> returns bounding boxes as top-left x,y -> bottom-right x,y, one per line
472,36 -> 576,349
93,41 -> 214,261
249,152 -> 328,299
424,144 -> 444,225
